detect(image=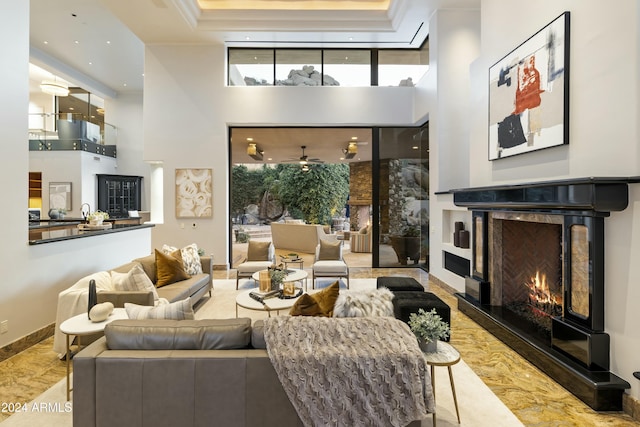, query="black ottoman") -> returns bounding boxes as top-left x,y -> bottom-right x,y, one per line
392,291 -> 451,342
376,277 -> 424,292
